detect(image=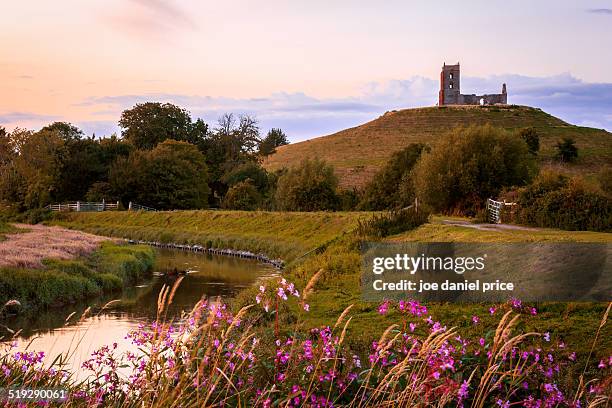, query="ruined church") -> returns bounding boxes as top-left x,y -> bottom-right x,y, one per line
438,62 -> 507,106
